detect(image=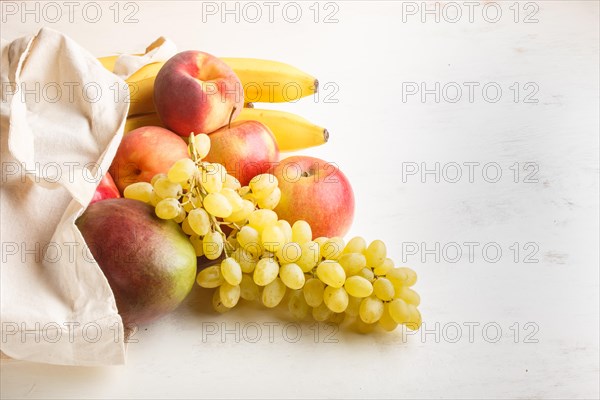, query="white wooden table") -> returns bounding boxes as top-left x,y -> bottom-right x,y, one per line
1,1 -> 598,398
